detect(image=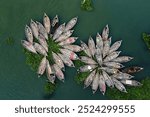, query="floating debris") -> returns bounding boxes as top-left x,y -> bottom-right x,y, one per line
78,25 -> 143,95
